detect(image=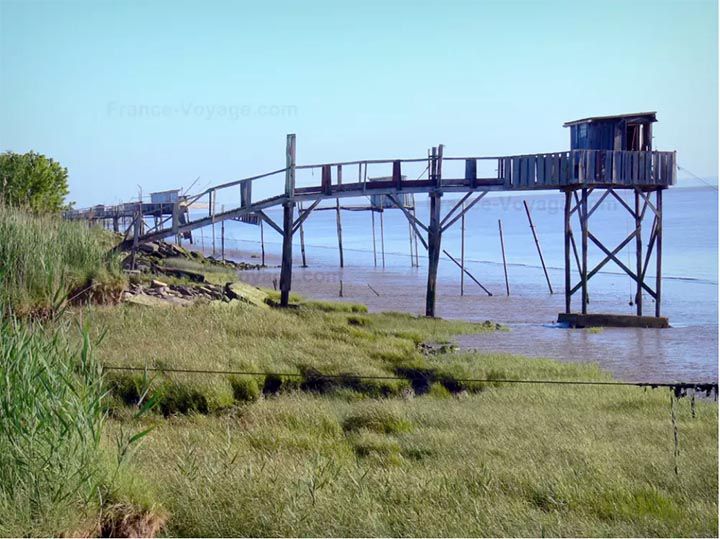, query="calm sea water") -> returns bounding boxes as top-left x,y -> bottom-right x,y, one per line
192,186 -> 718,382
